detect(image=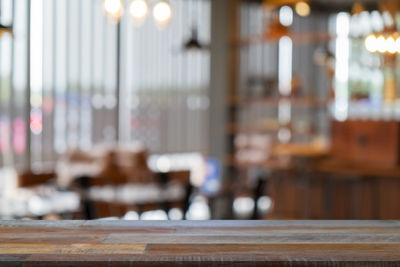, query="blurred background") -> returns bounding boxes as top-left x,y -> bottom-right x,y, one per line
0,0 -> 399,221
